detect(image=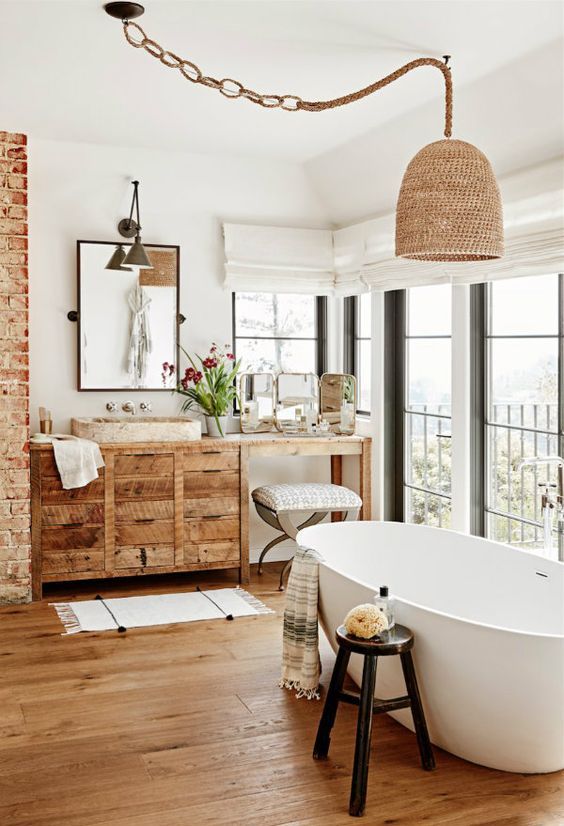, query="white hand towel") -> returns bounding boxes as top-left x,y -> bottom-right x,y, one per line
50,435 -> 105,490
